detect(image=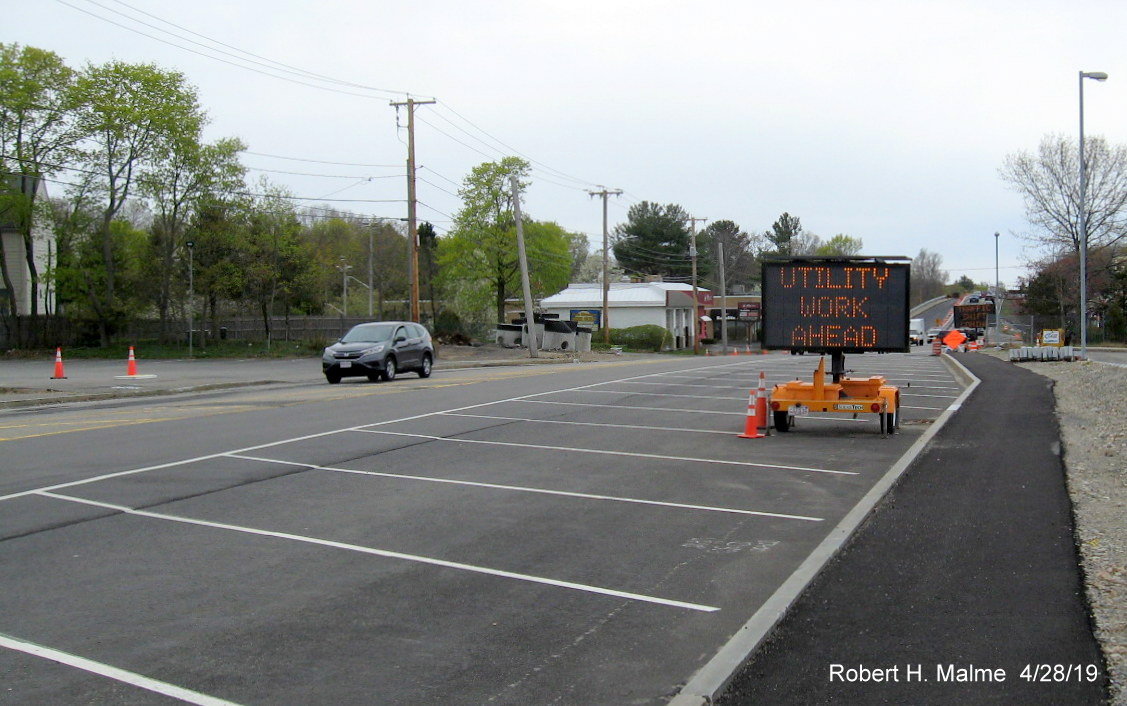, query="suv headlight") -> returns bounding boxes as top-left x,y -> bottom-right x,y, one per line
360,344 -> 386,357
